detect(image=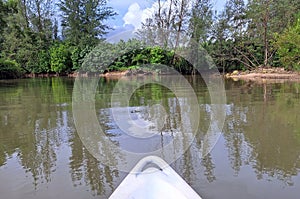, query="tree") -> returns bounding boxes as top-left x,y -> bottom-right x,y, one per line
246,0 -> 300,67
138,0 -> 173,47
173,0 -> 190,49
209,12 -> 231,72
274,12 -> 300,70
224,0 -> 254,70
0,0 -> 7,46
28,0 -> 53,38
1,0 -> 32,71
224,0 -> 247,41
137,18 -> 158,45
209,0 -> 249,71
1,0 -> 55,74
59,0 -> 116,48
270,0 -> 300,34
137,0 -> 190,49
209,0 -> 298,71
189,0 -> 213,44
